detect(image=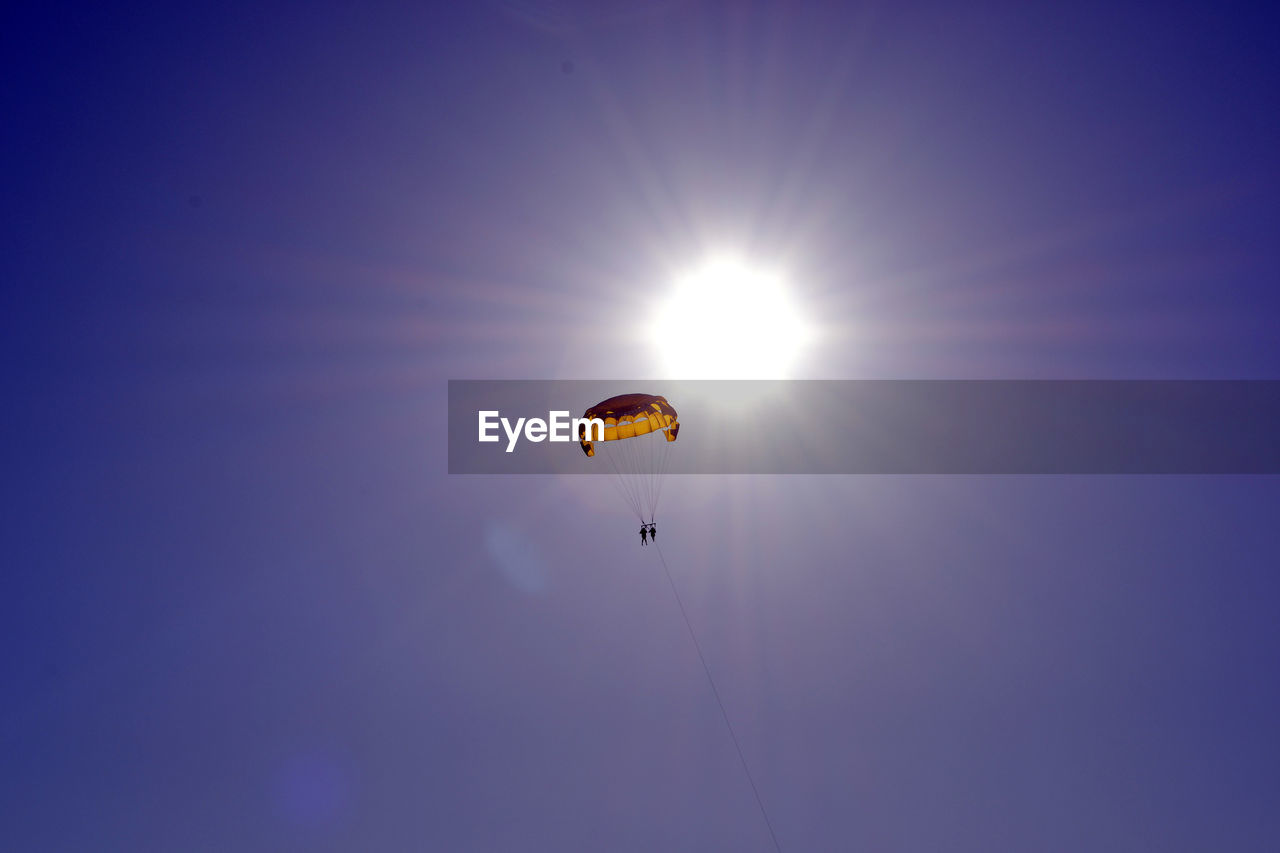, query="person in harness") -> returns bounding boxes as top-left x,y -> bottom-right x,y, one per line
639,525 -> 648,546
